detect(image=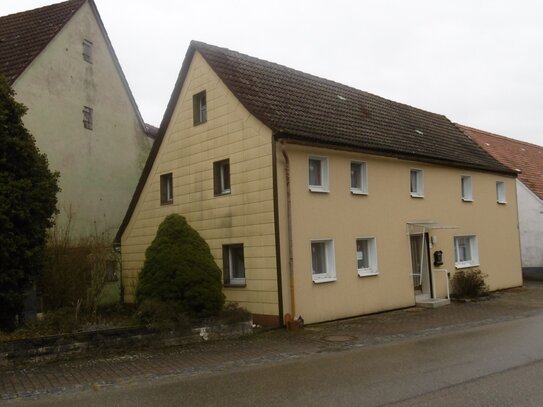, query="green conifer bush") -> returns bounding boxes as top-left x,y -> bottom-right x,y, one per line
136,214 -> 225,318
